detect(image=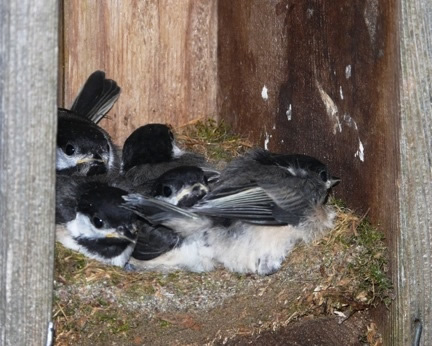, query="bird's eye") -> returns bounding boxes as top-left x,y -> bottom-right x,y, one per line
92,216 -> 104,229
65,144 -> 75,156
163,185 -> 172,197
319,171 -> 328,182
